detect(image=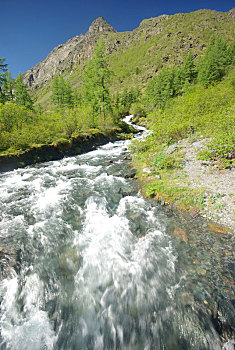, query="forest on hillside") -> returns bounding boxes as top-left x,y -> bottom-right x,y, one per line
0,35 -> 234,172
